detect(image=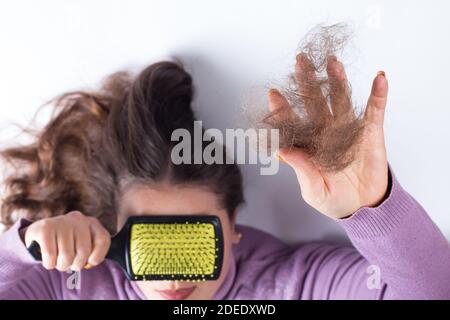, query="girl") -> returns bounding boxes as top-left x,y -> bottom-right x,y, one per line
0,58 -> 449,300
